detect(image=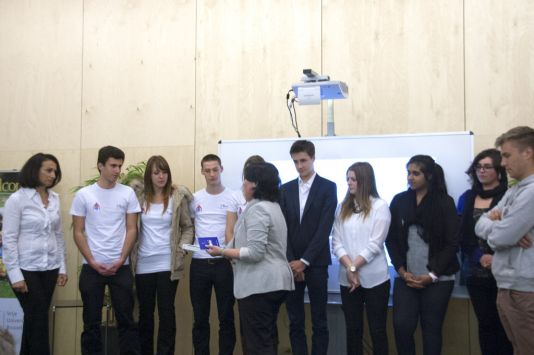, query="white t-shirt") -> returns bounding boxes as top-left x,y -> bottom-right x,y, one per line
233,189 -> 247,218
136,201 -> 173,274
190,188 -> 237,259
70,183 -> 141,264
